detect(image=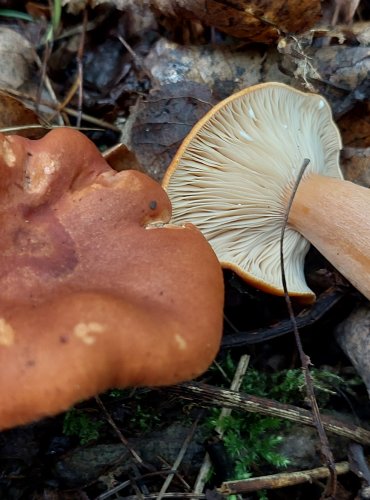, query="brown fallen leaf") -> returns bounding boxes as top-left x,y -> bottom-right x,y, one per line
0,91 -> 42,138
103,143 -> 142,172
150,0 -> 321,43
